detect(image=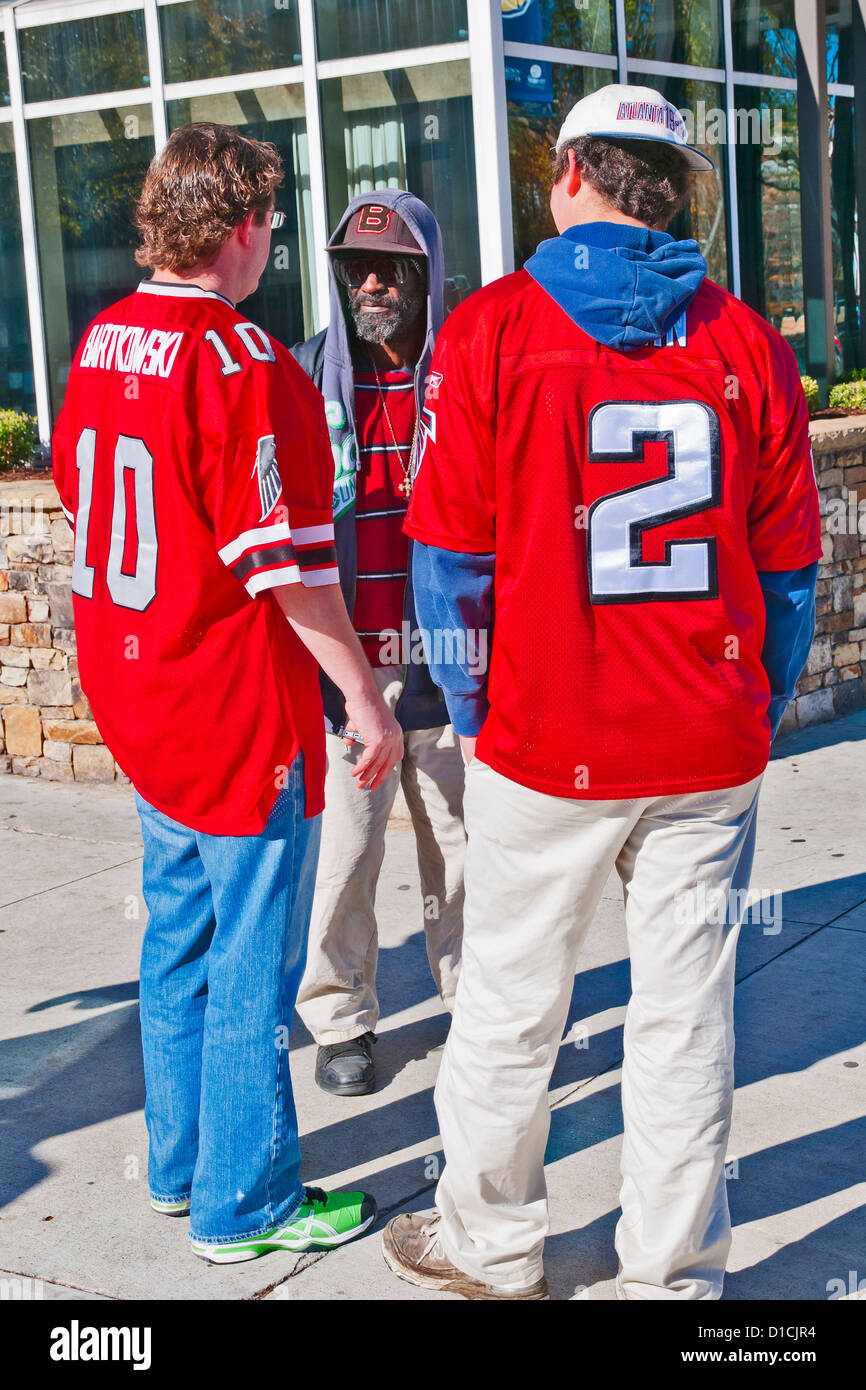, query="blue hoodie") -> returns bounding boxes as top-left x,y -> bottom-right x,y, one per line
525,221 -> 707,349
414,221 -> 817,742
